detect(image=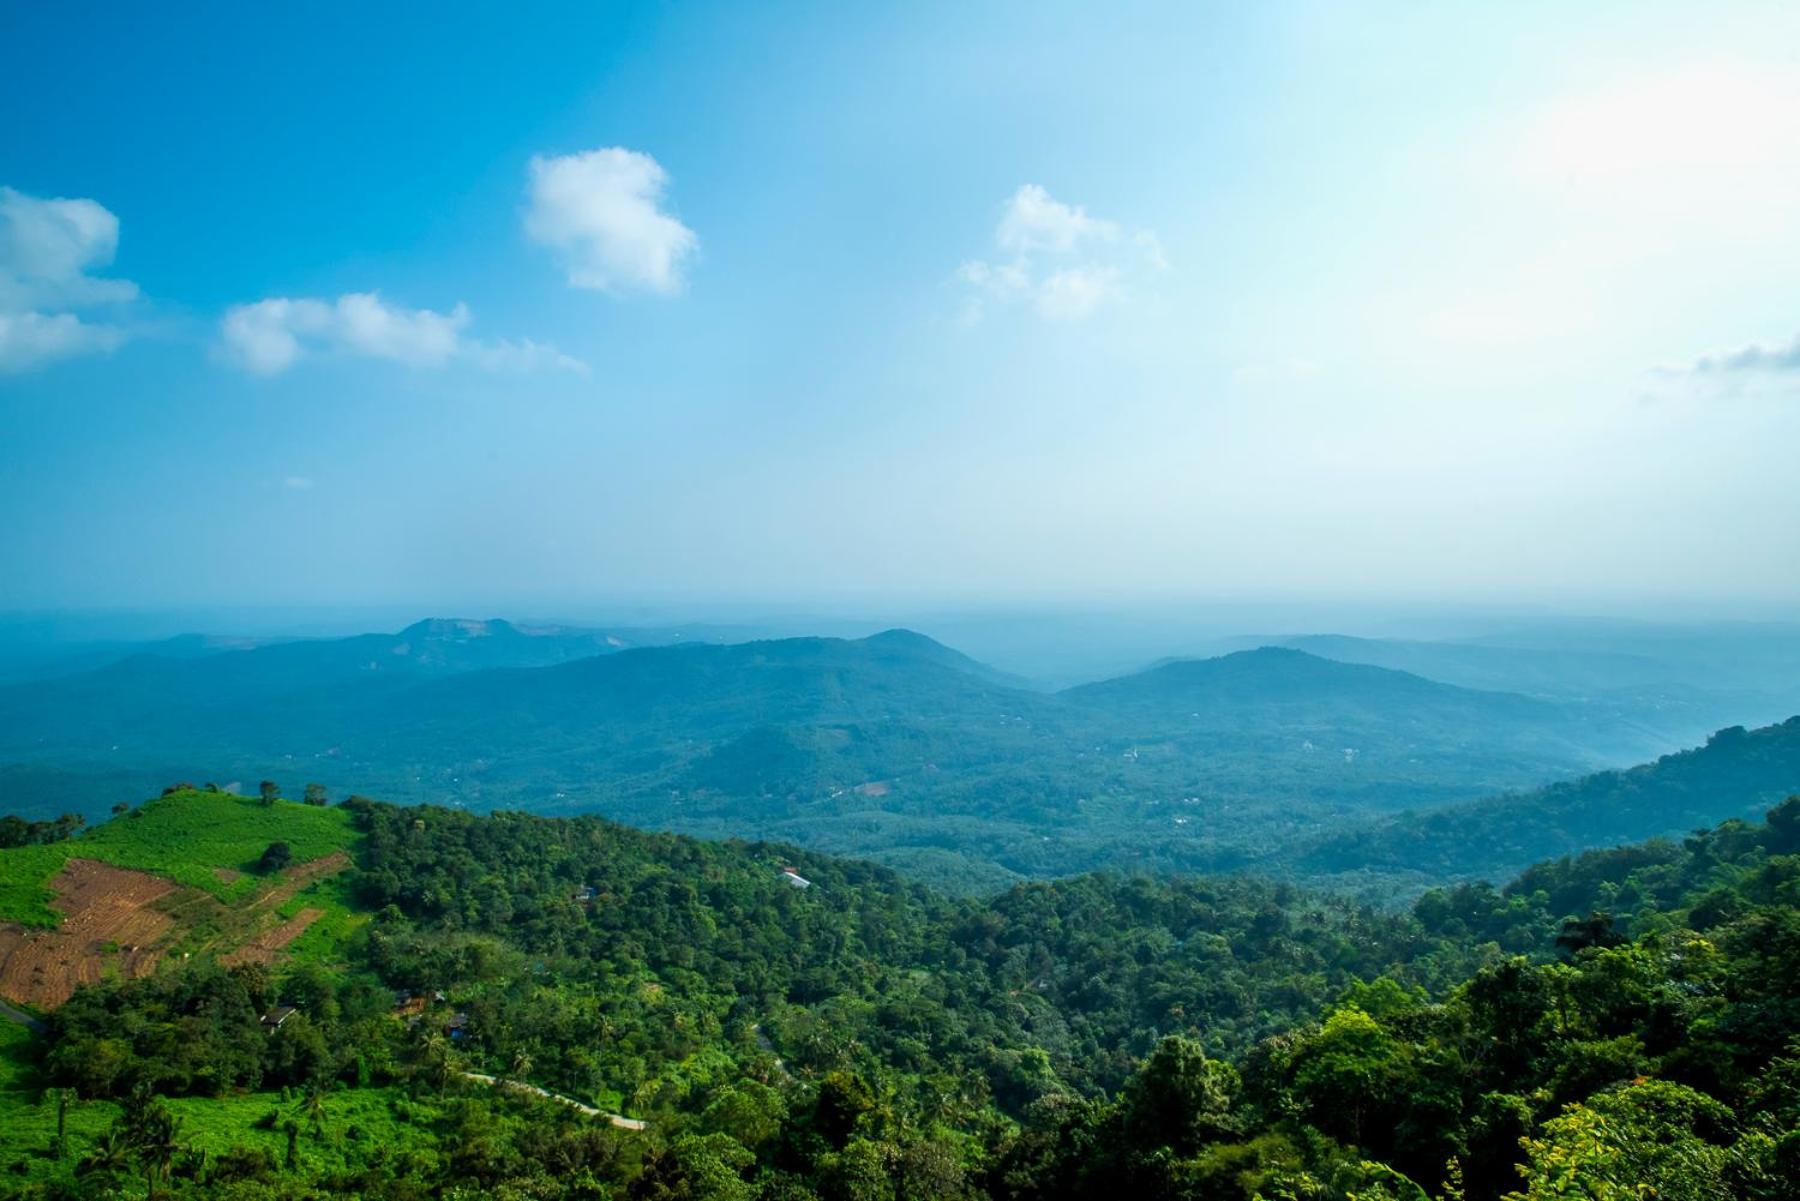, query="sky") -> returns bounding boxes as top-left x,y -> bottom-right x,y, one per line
3,0 -> 1800,620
